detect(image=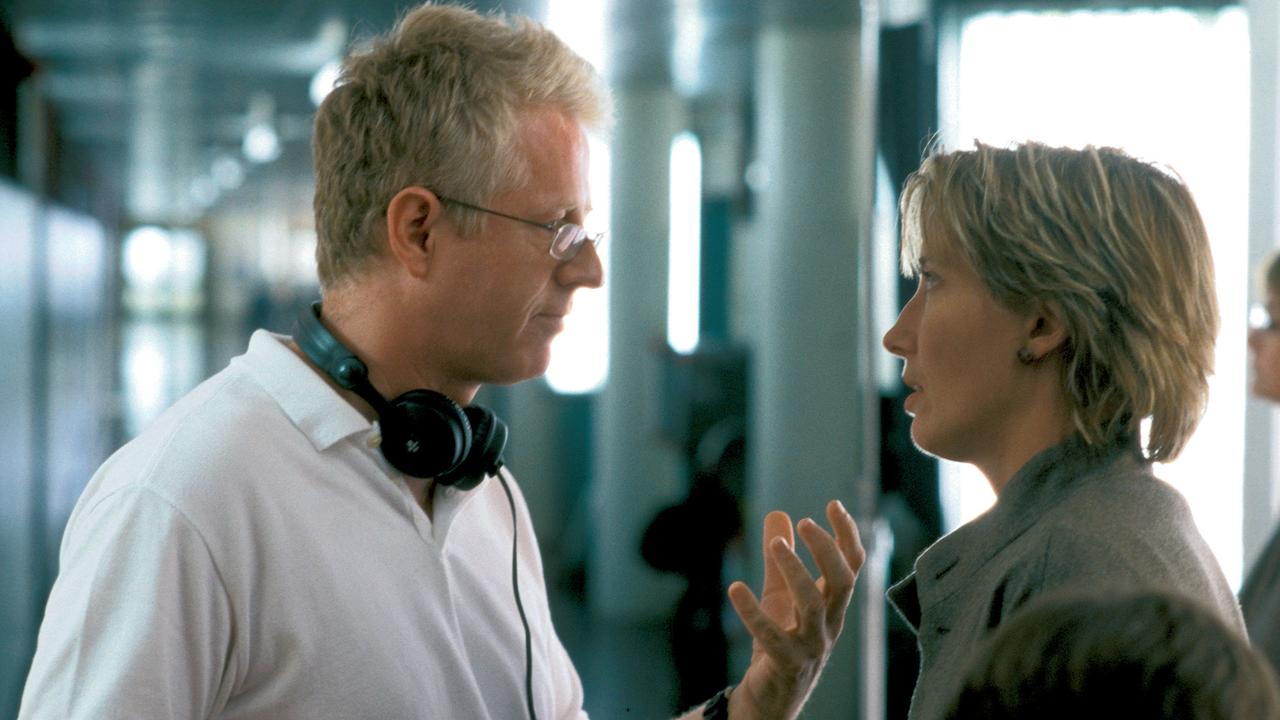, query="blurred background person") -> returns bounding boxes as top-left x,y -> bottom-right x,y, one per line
1240,251 -> 1280,677
943,589 -> 1280,720
882,142 -> 1241,720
